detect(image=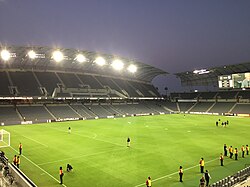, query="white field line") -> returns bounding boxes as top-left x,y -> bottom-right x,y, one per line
47,126 -> 124,147
134,157 -> 218,187
9,146 -> 67,187
21,135 -> 48,147
37,147 -> 125,166
10,129 -> 48,147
